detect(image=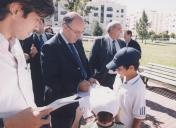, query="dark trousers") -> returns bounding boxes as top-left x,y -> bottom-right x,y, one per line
51,116 -> 75,128
50,103 -> 78,128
